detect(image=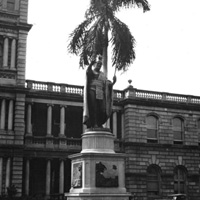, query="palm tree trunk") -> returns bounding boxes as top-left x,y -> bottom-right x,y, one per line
102,46 -> 108,77
102,24 -> 108,78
